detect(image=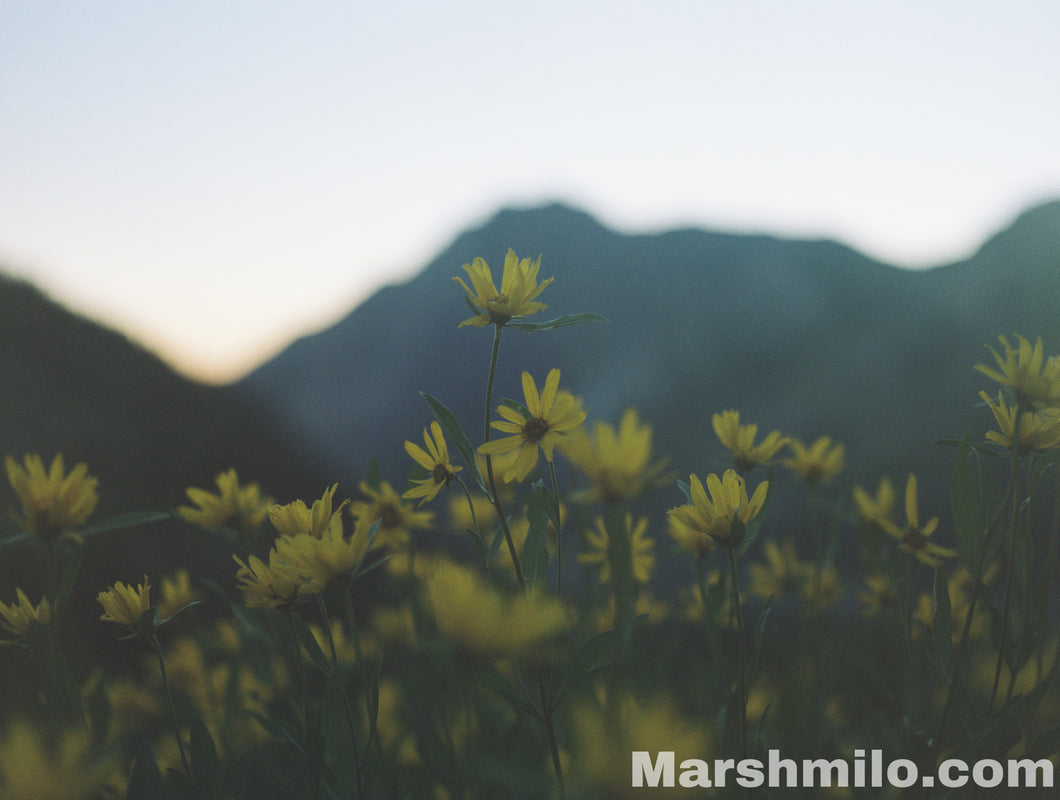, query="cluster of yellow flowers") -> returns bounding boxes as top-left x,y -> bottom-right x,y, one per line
3,244 -> 1059,799
976,334 -> 1060,454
